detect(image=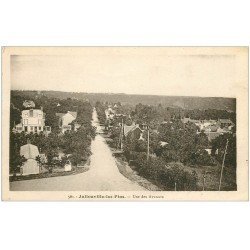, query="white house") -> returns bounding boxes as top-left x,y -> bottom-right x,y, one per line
20,143 -> 40,175
105,107 -> 115,120
56,111 -> 77,133
14,108 -> 51,134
